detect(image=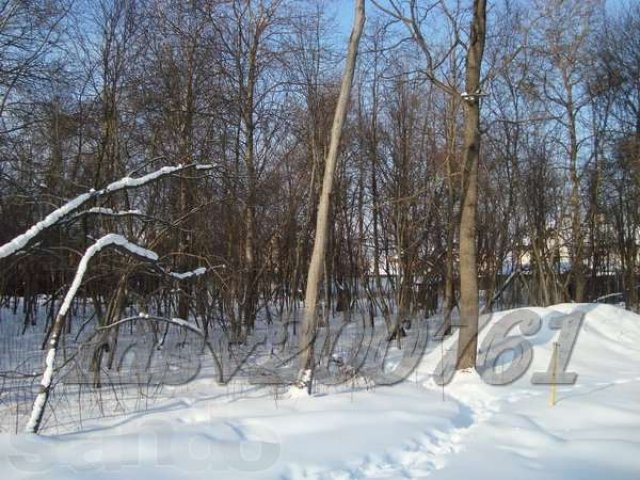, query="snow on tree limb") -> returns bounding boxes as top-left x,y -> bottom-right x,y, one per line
1,192 -> 92,260
18,160 -> 217,433
24,348 -> 56,433
168,267 -> 207,280
58,234 -> 158,317
26,234 -> 157,434
0,163 -> 214,260
99,314 -> 204,336
25,232 -> 211,433
69,207 -> 145,220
